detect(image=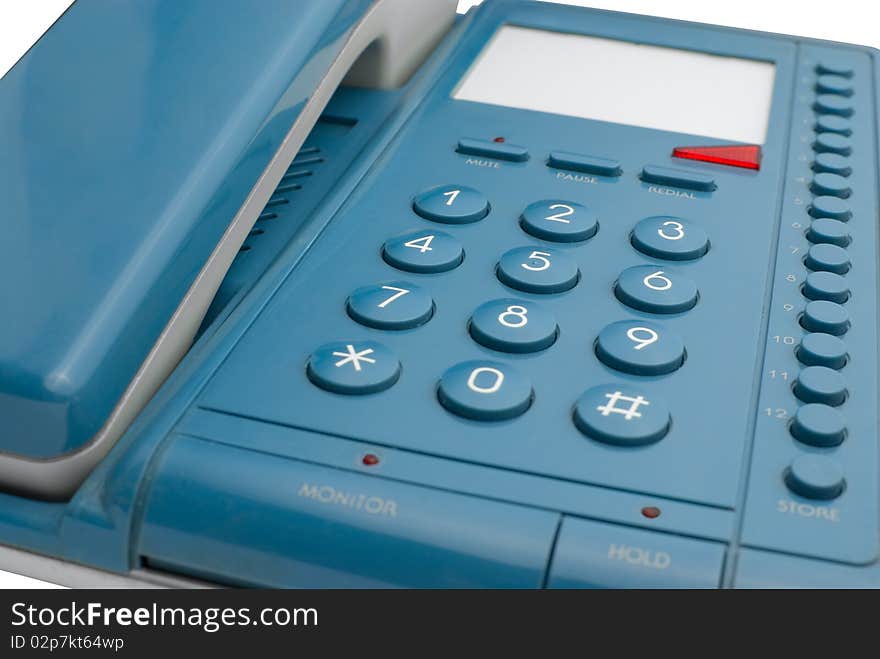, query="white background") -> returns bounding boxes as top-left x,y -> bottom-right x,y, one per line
0,0 -> 876,588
